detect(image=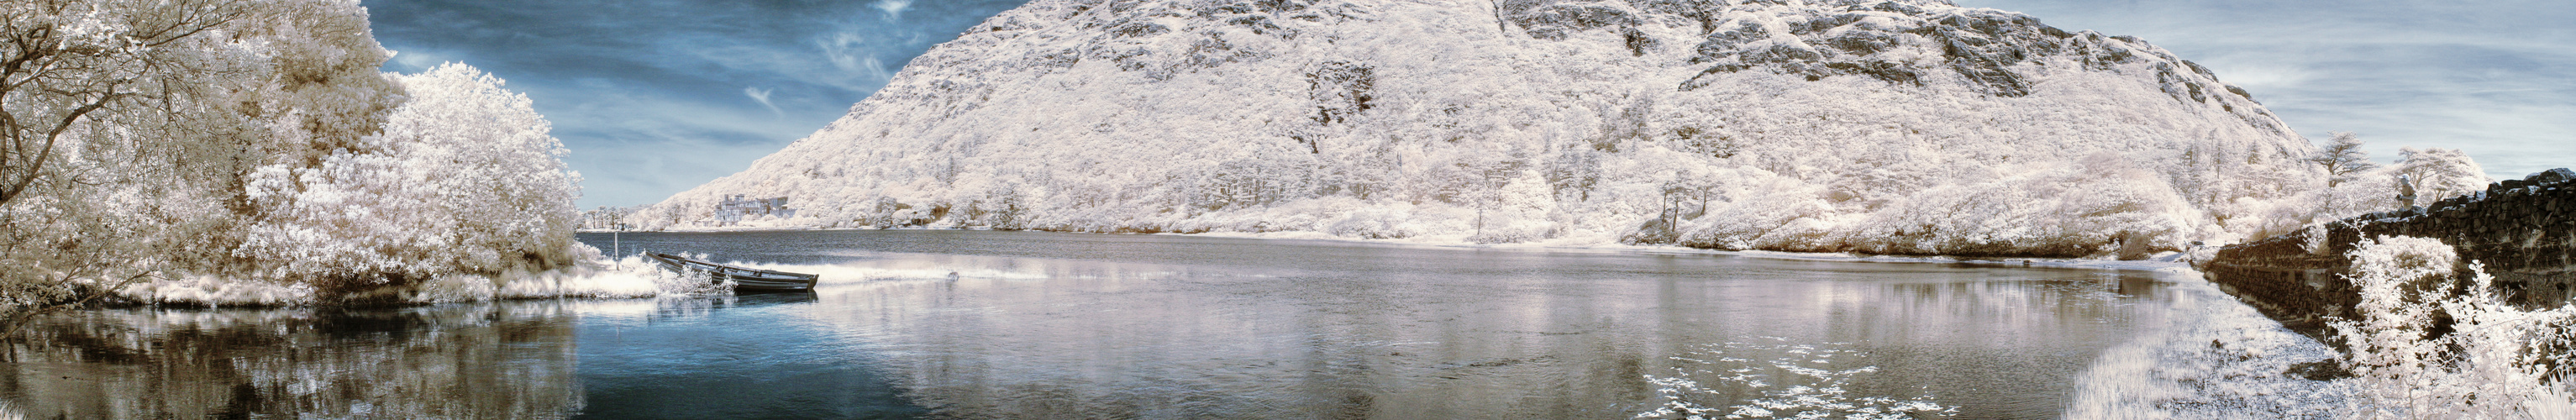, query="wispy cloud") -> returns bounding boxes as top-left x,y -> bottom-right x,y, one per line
386,48 -> 455,71
1958,0 -> 2576,181
807,31 -> 898,84
815,32 -> 870,73
874,0 -> 914,21
744,87 -> 781,116
859,55 -> 894,82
